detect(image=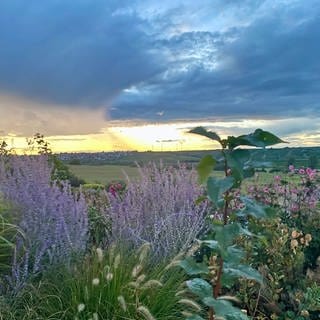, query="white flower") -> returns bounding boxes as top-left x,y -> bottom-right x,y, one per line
77,303 -> 85,313
93,313 -> 99,320
96,248 -> 104,262
92,278 -> 100,286
106,272 -> 113,281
